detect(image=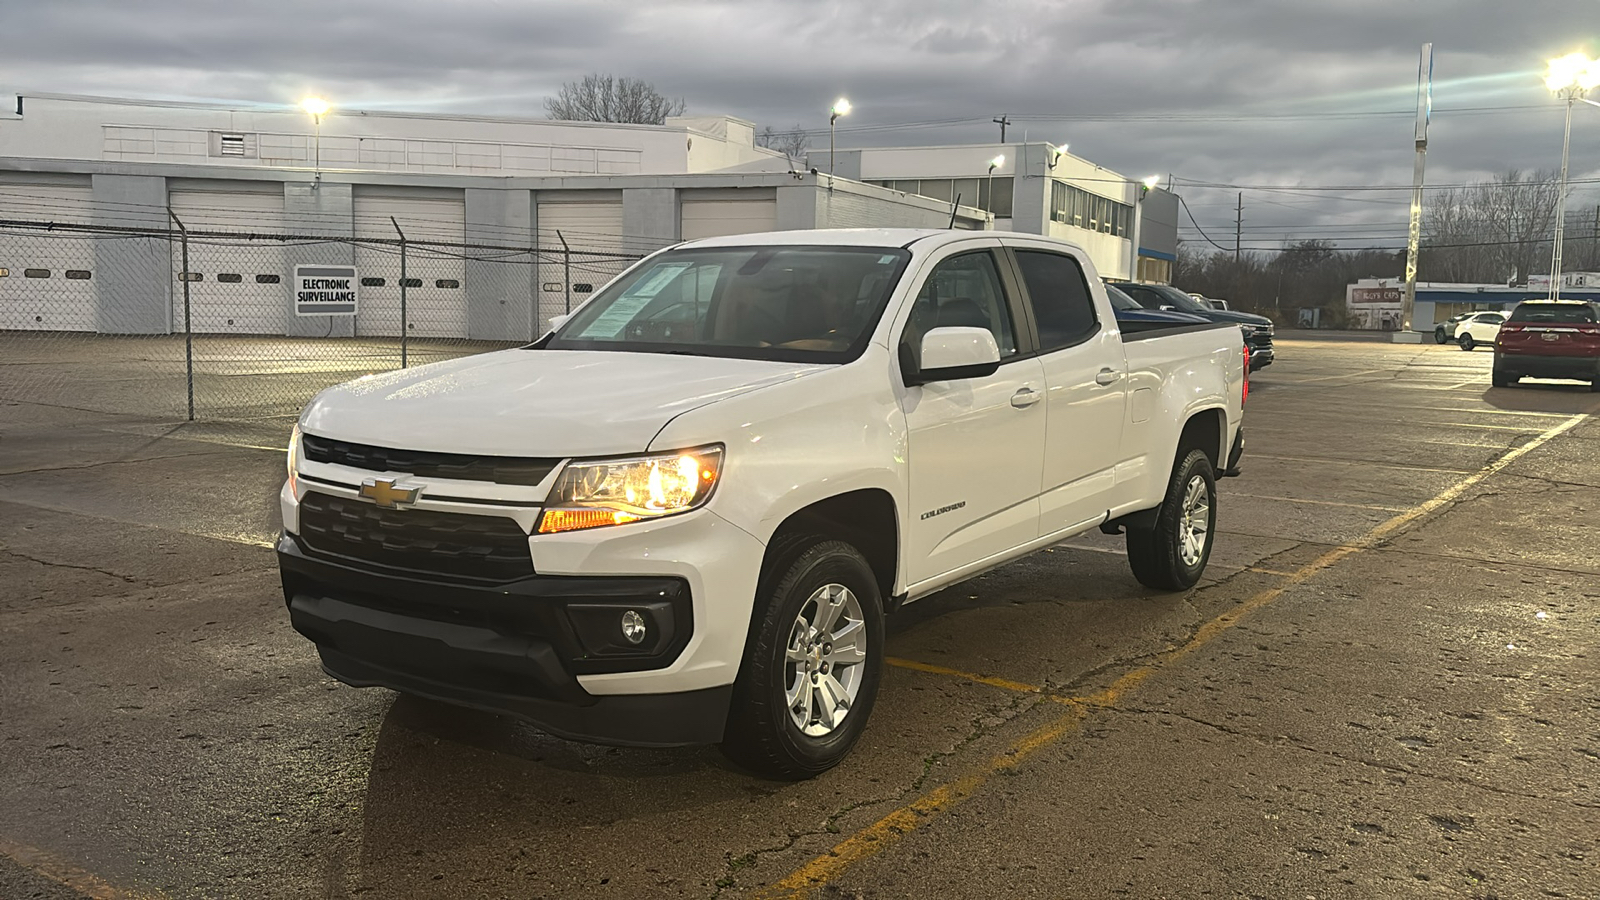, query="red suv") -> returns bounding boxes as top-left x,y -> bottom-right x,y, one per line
1493,300 -> 1600,391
